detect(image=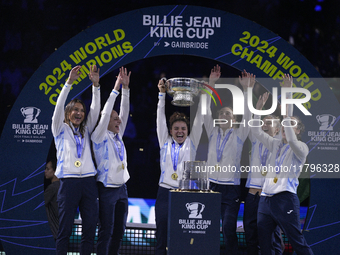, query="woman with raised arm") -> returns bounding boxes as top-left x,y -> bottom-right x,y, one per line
155,77 -> 203,255
244,74 -> 294,255
253,82 -> 314,255
91,67 -> 131,255
203,66 -> 255,255
52,65 -> 101,255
